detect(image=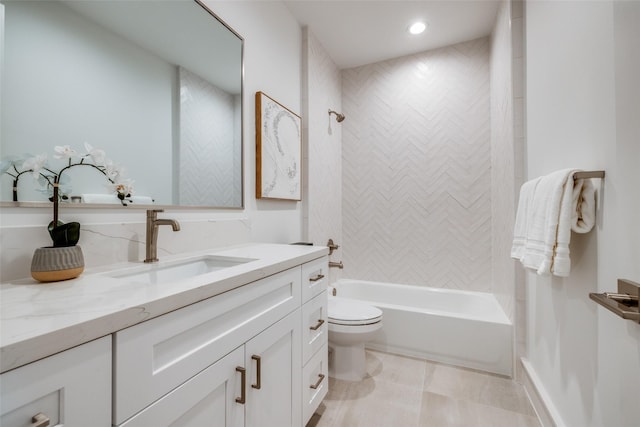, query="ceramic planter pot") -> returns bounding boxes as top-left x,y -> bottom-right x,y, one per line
31,245 -> 85,282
